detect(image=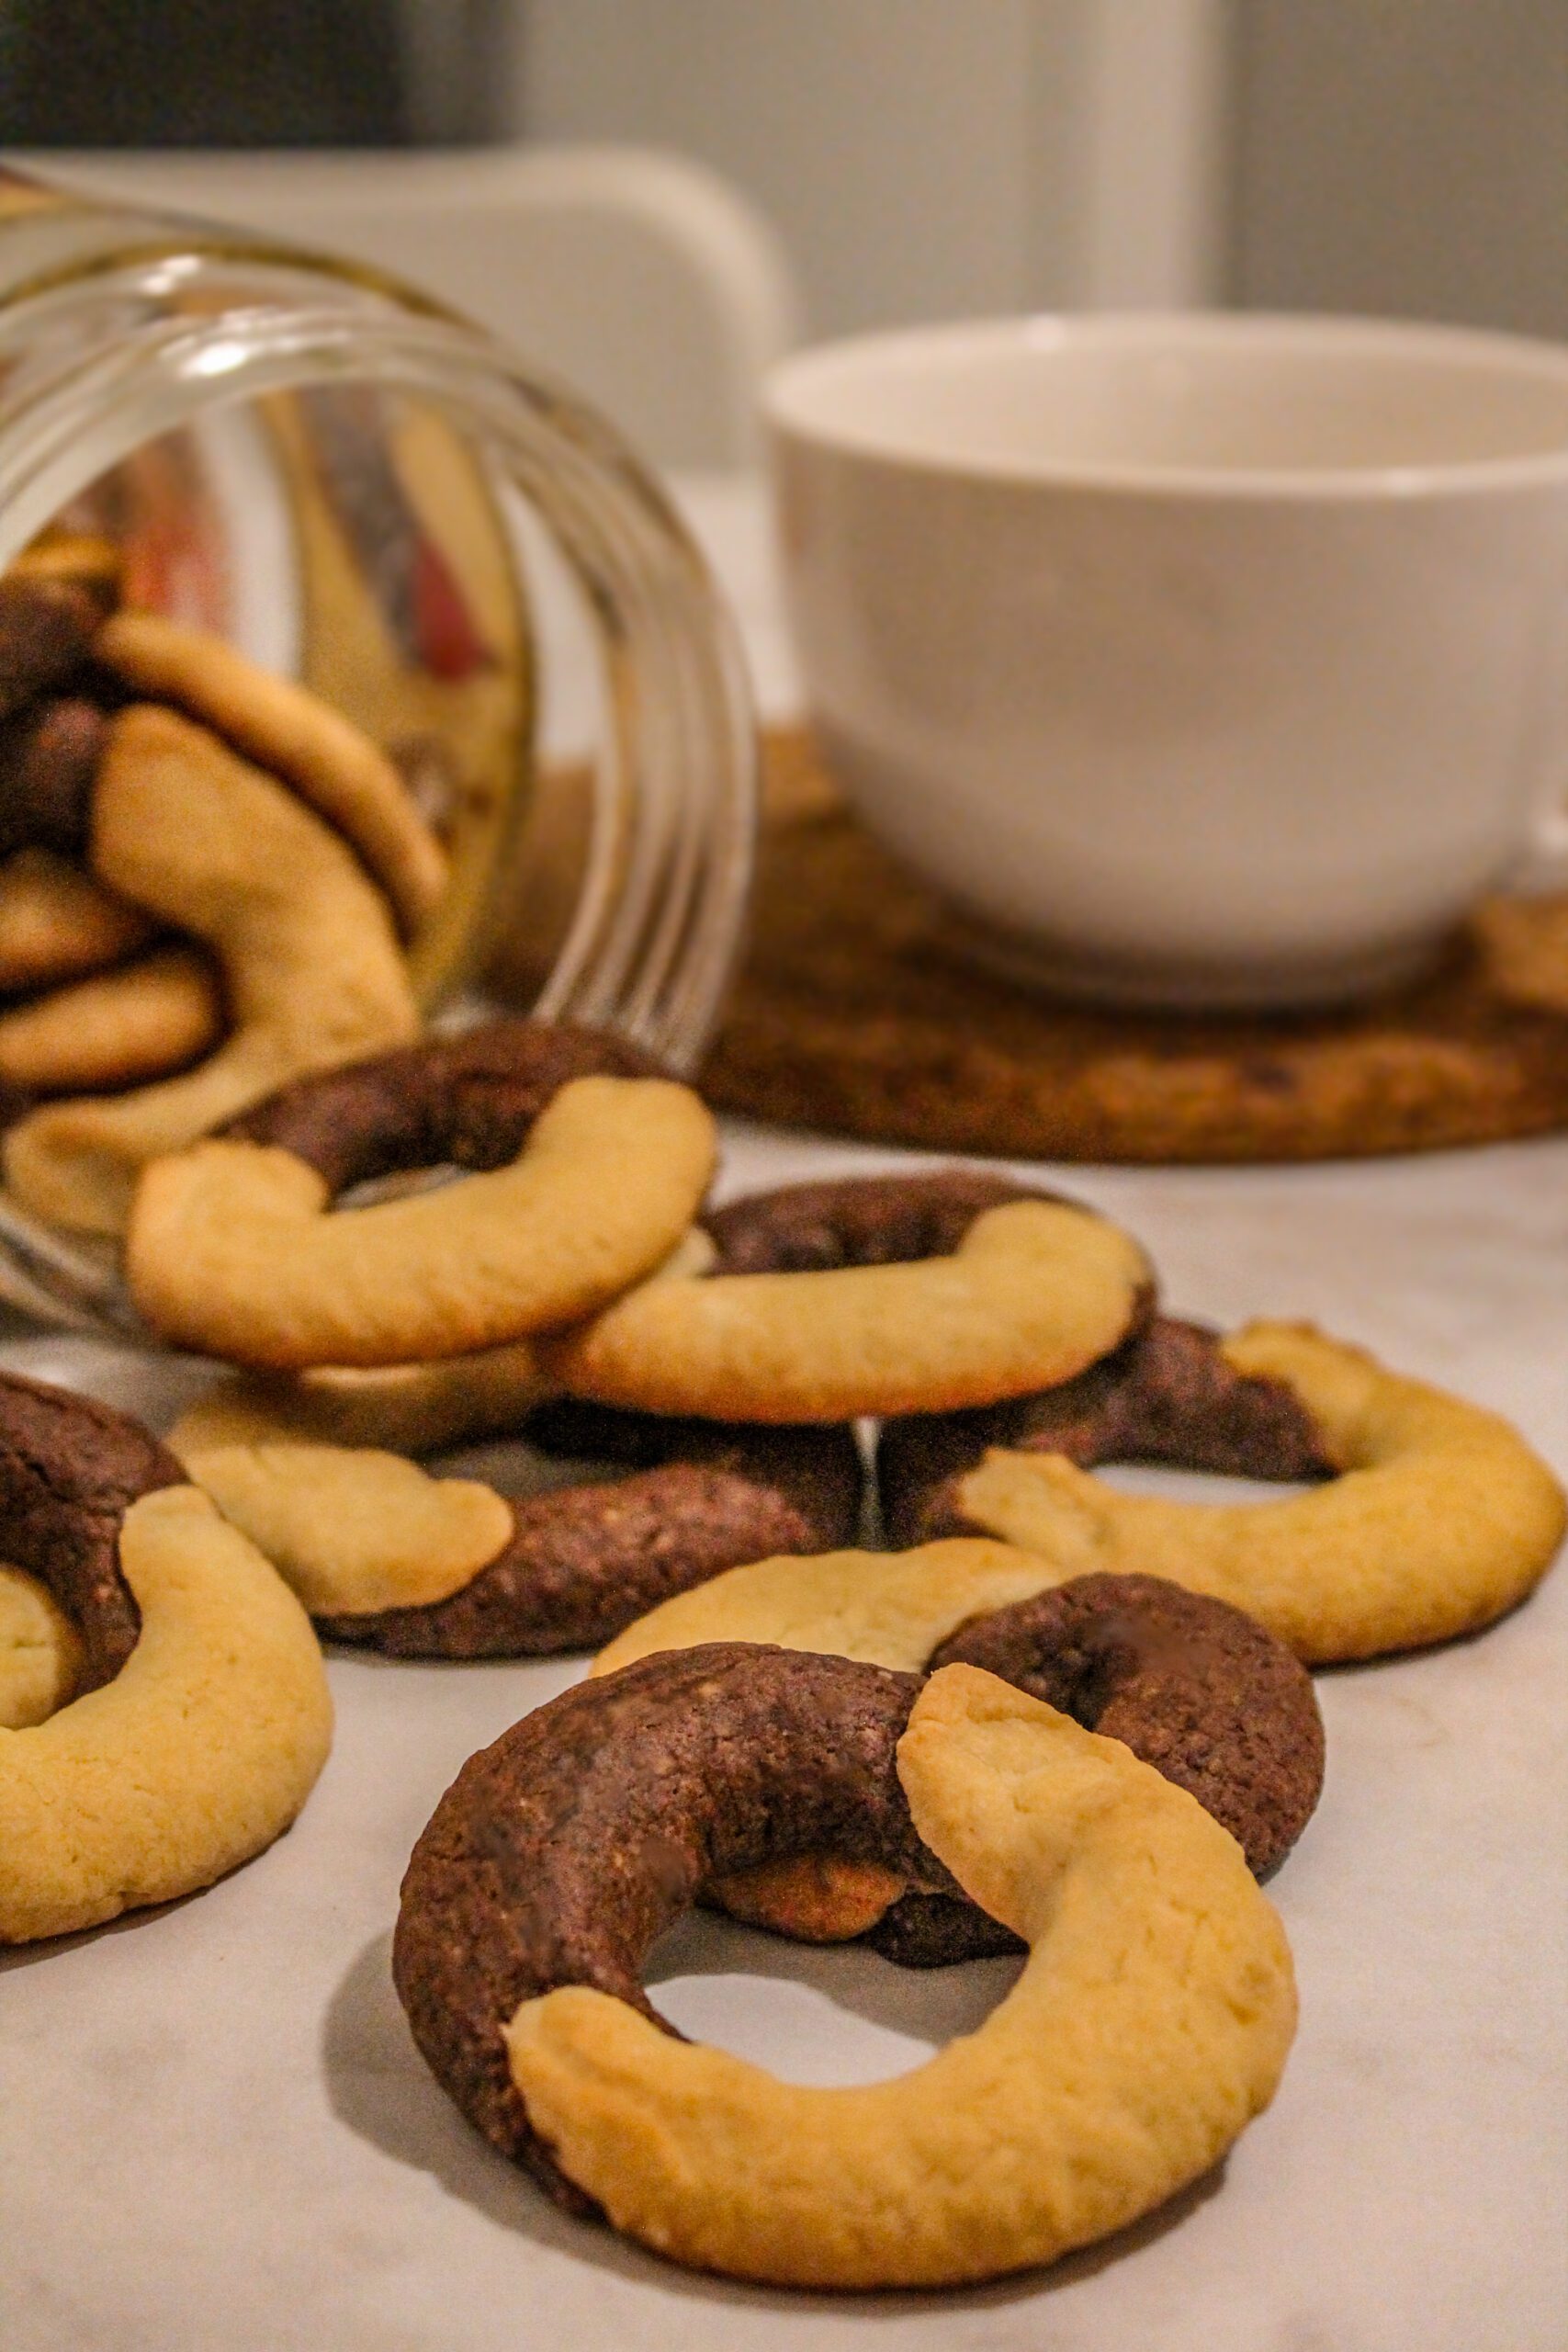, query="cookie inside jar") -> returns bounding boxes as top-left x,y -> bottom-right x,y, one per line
0,194 -> 754,1324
